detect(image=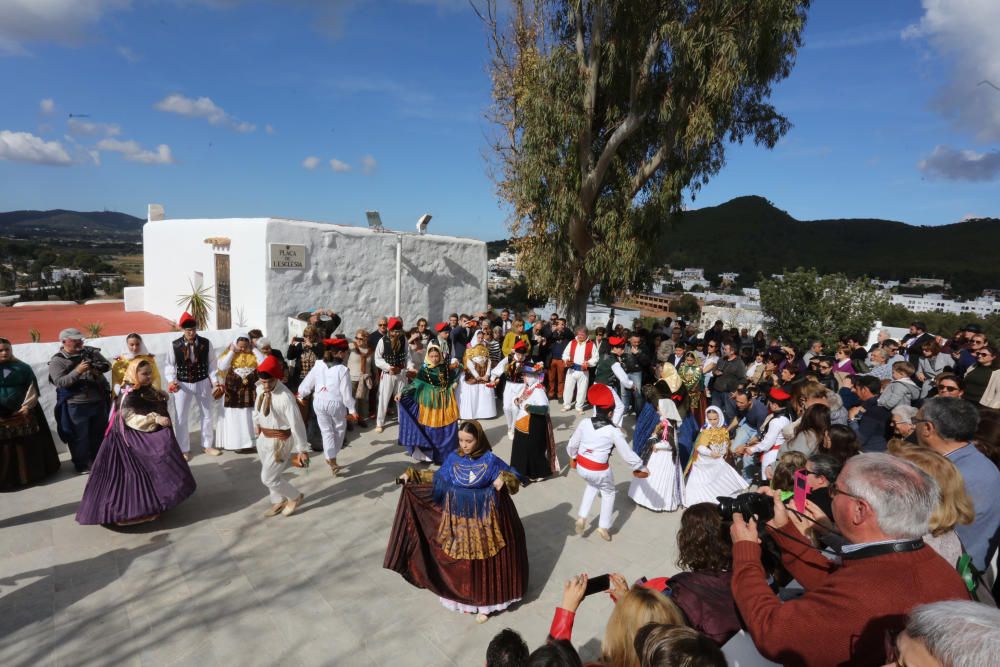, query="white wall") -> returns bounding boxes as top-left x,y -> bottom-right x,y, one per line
143,218 -> 270,333
263,220 -> 487,349
14,329 -> 238,453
